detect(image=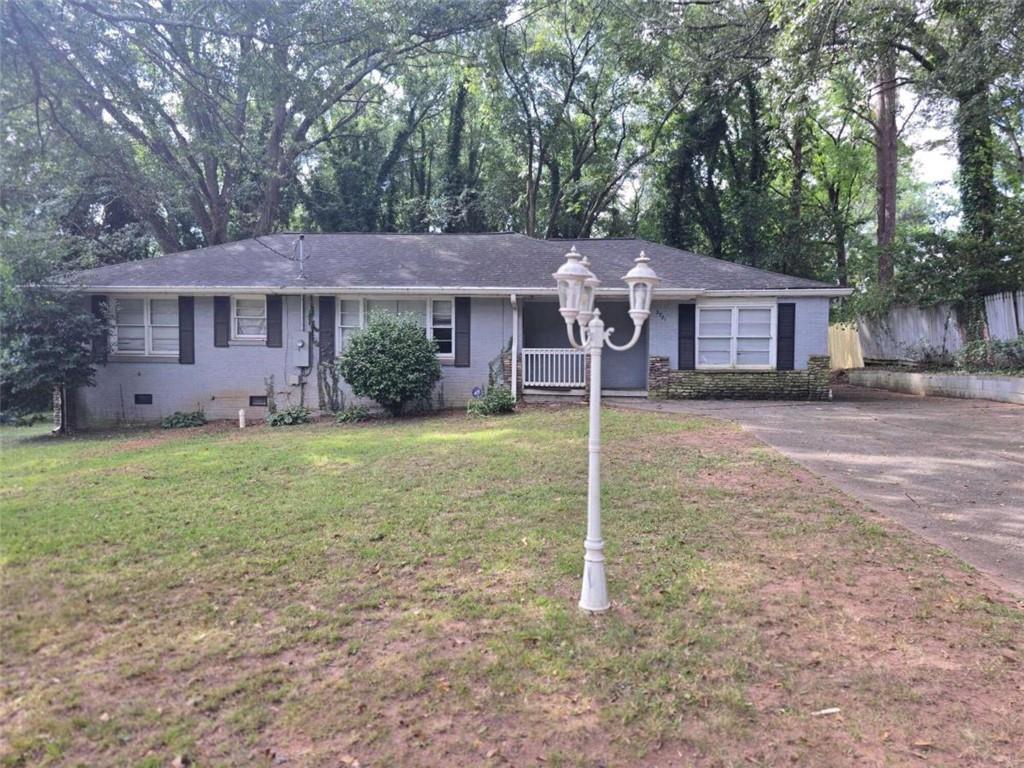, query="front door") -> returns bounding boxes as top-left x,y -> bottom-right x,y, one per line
597,302 -> 648,390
